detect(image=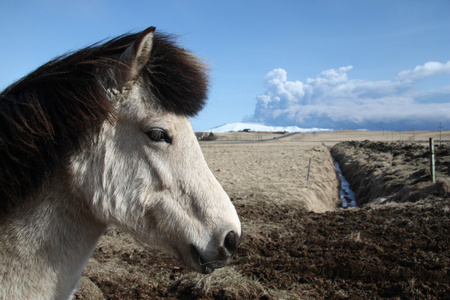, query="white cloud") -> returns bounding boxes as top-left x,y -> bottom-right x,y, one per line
263,68 -> 305,104
306,65 -> 352,86
397,61 -> 450,83
250,61 -> 450,130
